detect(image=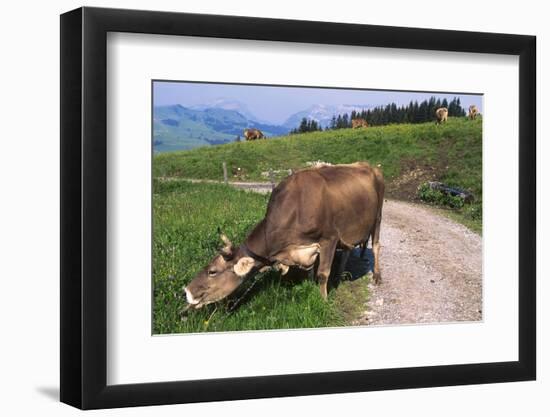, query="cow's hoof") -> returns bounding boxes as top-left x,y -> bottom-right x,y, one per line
373,273 -> 382,285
